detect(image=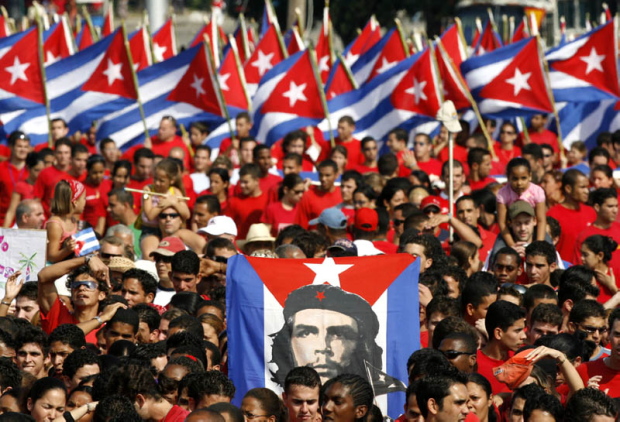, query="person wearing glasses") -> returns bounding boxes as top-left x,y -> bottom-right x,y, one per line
354,137 -> 379,174
493,123 -> 522,175
567,299 -> 610,361
437,332 -> 477,374
37,255 -> 127,344
241,388 -> 283,422
406,133 -> 443,179
261,174 -> 305,237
